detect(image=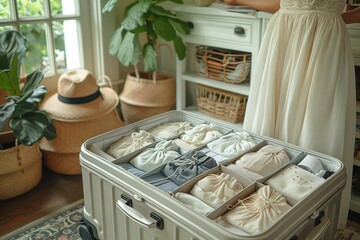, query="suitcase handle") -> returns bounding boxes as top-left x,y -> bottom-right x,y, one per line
116,199 -> 157,229
305,216 -> 330,240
